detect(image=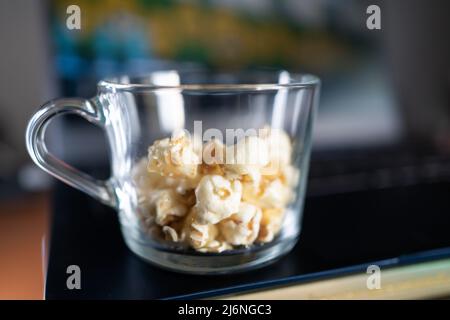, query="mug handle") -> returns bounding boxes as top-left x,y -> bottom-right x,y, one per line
26,98 -> 117,208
